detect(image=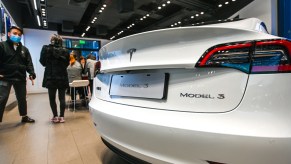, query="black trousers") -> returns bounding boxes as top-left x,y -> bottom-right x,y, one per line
0,80 -> 27,122
70,87 -> 86,100
48,88 -> 66,117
